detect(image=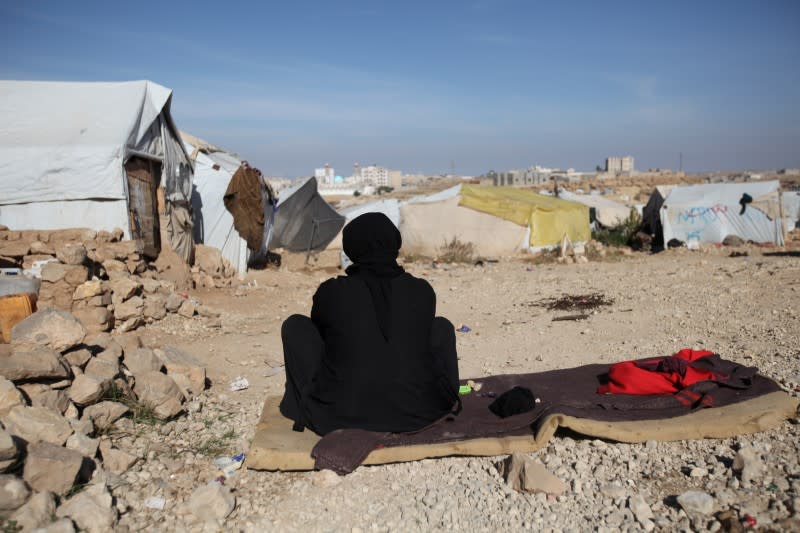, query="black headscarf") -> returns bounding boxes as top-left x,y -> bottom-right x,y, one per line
343,213 -> 404,340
